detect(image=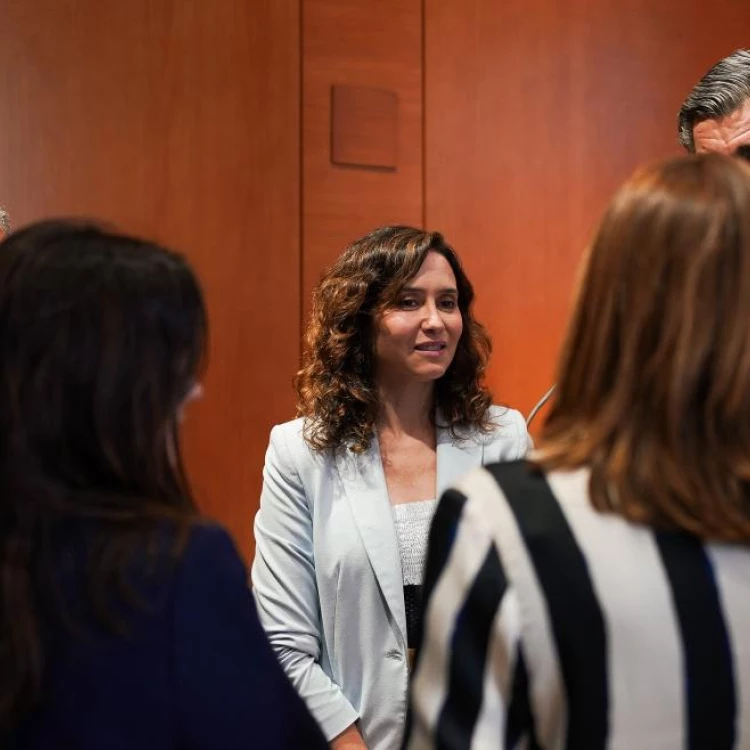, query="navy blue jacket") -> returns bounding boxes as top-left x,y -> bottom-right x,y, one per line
9,523 -> 328,749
